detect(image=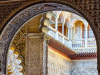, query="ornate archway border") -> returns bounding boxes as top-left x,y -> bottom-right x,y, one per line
0,1 -> 97,74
